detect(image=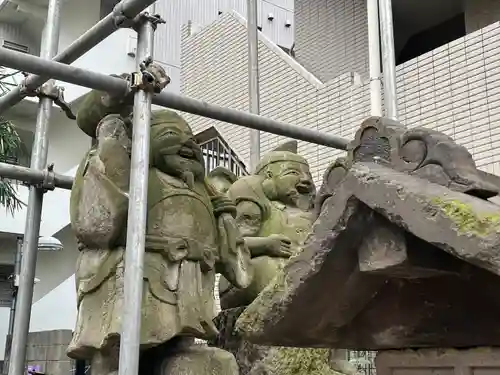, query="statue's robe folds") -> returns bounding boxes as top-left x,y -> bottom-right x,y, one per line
68,151 -> 220,359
